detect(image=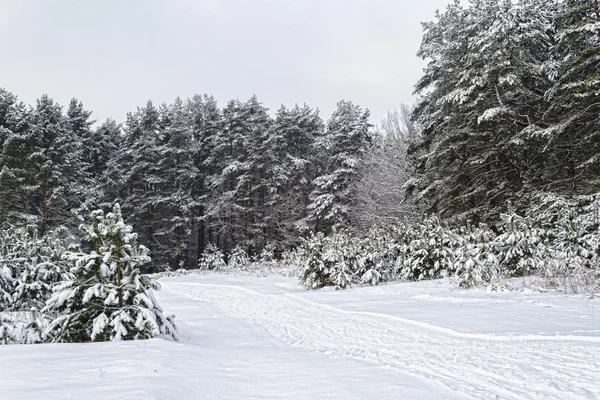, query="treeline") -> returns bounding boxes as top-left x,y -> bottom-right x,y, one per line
1,90 -> 413,271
